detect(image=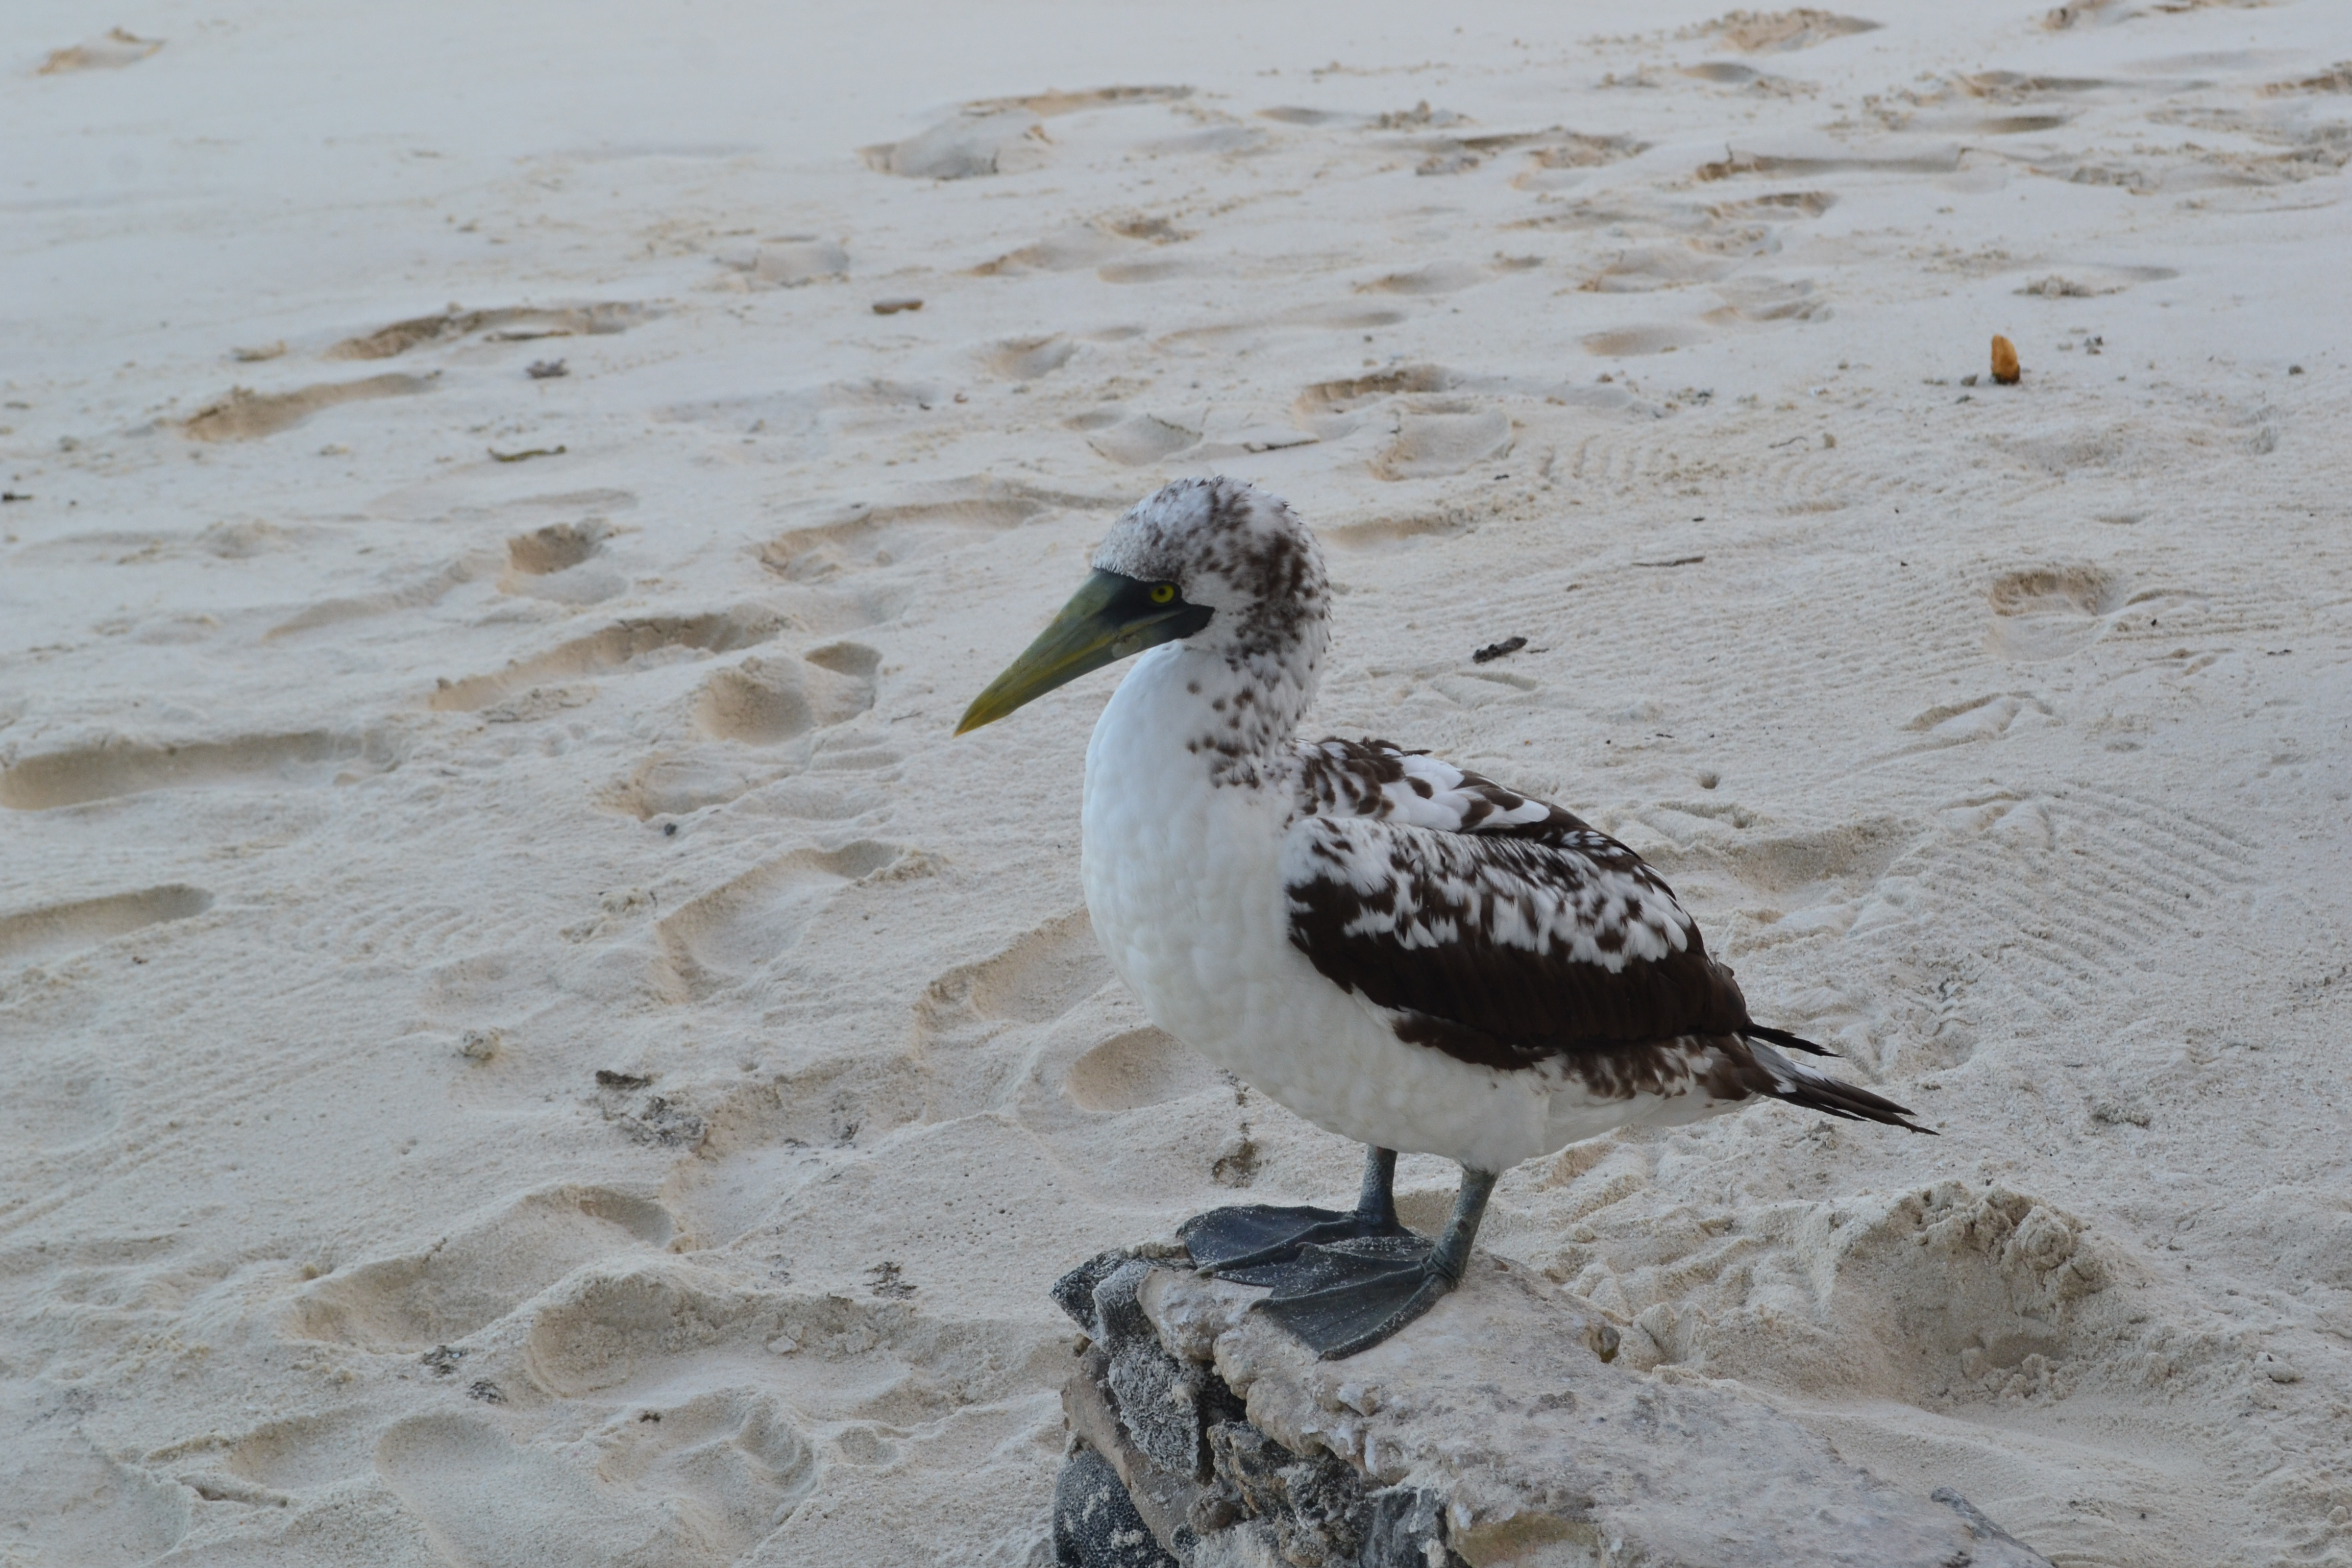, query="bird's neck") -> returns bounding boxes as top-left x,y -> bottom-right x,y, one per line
1098,635 -> 1320,791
